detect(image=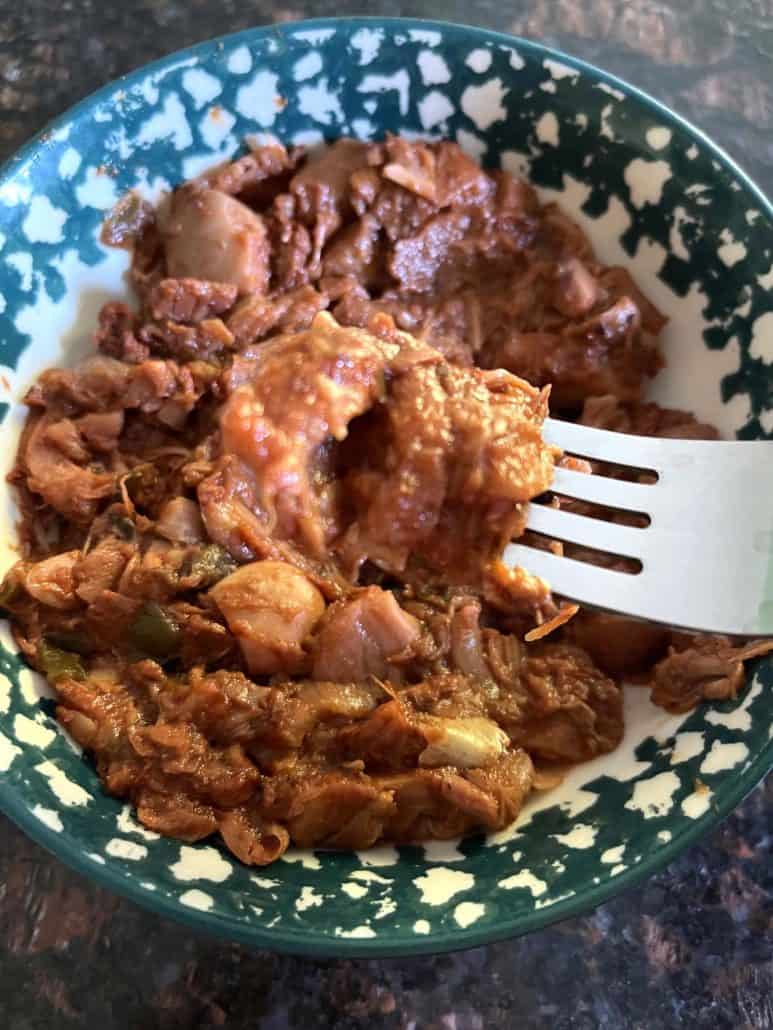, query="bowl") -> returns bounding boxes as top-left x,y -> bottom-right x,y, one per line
0,17 -> 771,957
